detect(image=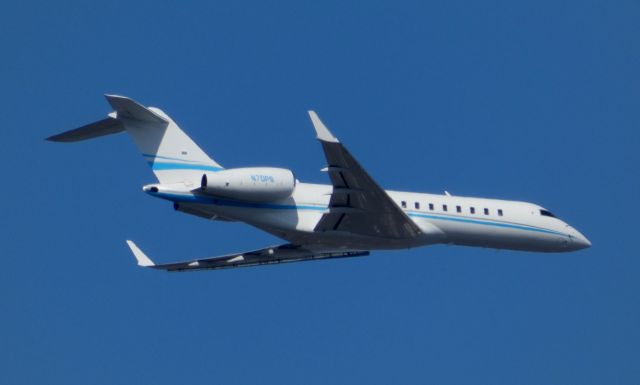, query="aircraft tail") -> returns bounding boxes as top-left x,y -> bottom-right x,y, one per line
47,95 -> 223,185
